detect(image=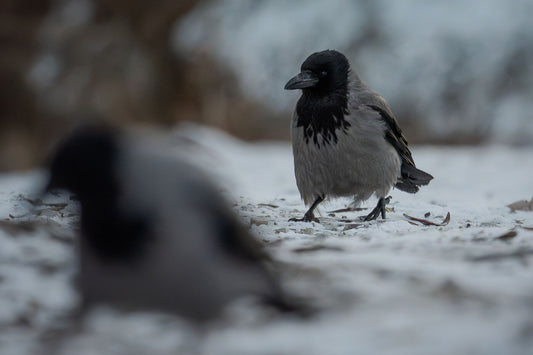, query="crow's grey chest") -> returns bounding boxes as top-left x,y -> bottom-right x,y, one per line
291,112 -> 356,203
291,108 -> 401,205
